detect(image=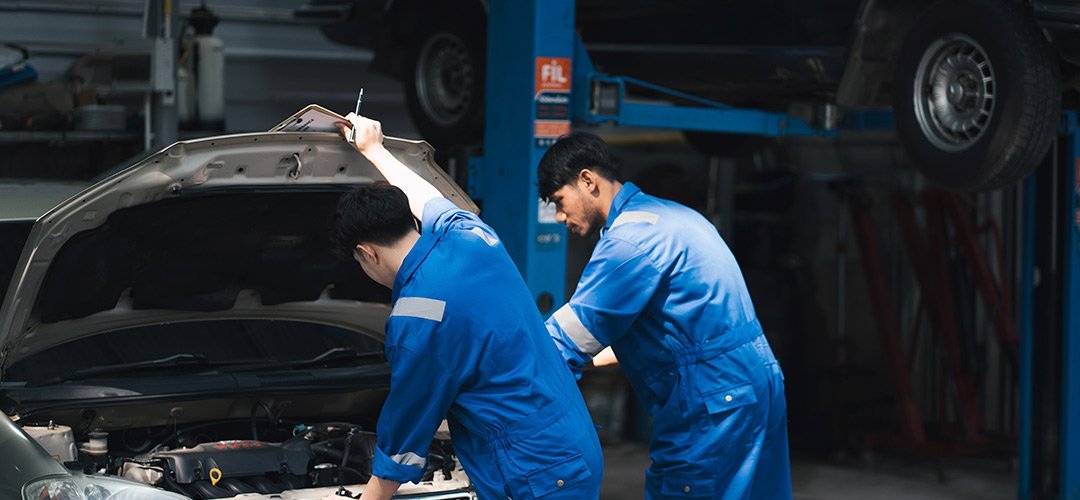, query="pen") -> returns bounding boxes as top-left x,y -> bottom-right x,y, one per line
347,88 -> 364,143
